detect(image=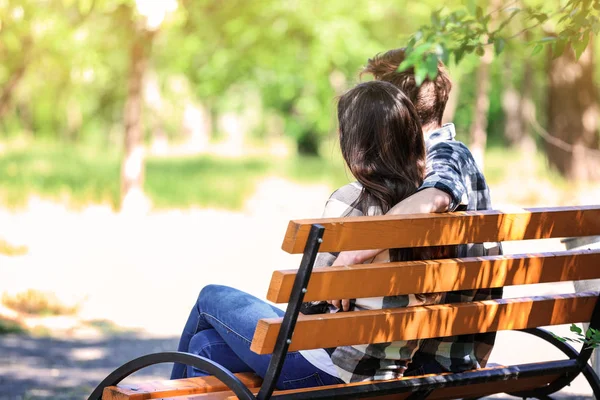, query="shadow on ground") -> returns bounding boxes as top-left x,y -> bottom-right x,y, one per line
1,331 -> 596,400
0,332 -> 178,400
